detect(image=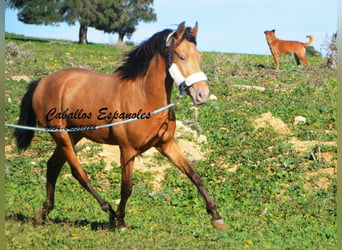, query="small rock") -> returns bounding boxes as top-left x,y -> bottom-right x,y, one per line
209,94 -> 218,100
294,116 -> 306,125
11,75 -> 31,82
